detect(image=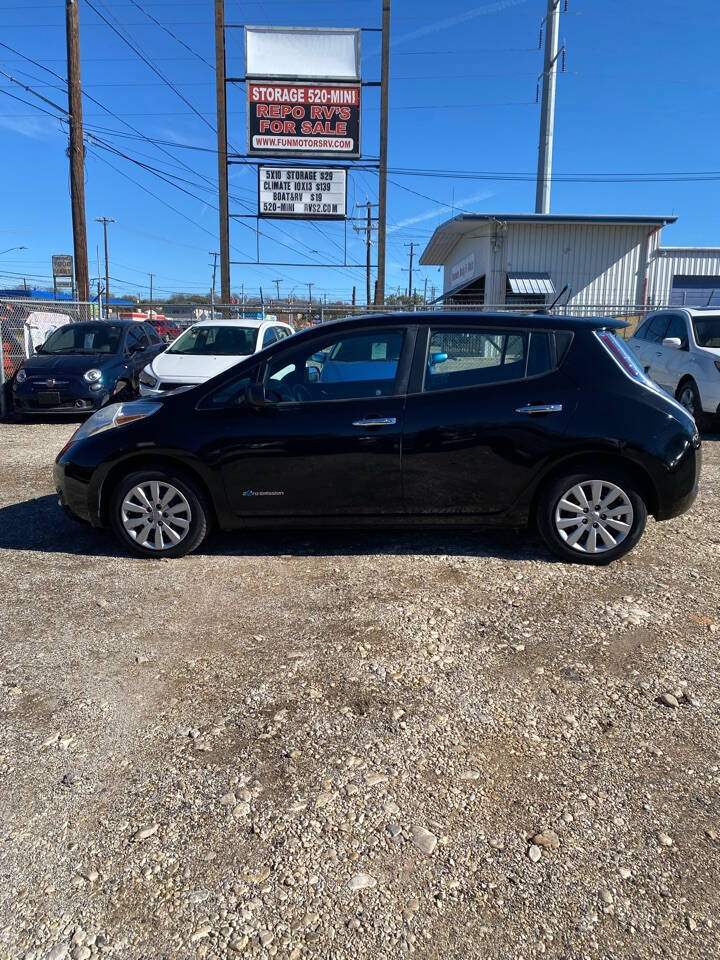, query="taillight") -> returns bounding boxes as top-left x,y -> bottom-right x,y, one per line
596,331 -> 647,383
